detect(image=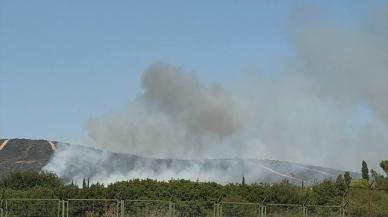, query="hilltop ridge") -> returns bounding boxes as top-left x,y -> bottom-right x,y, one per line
0,138 -> 360,184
